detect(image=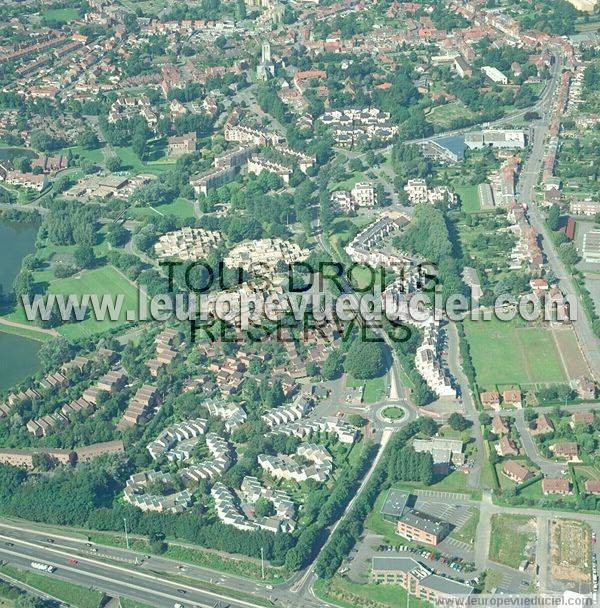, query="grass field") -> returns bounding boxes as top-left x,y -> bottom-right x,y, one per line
130,197 -> 195,220
393,470 -> 482,500
120,600 -> 154,608
42,7 -> 79,22
328,171 -> 365,193
450,508 -> 480,545
86,531 -> 285,582
463,317 -> 567,389
427,102 -> 475,128
489,514 -> 534,569
314,576 -> 431,608
553,328 -> 590,379
7,265 -> 140,339
381,406 -> 405,420
0,564 -> 103,608
346,373 -> 386,404
455,185 -> 481,213
113,146 -> 173,175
